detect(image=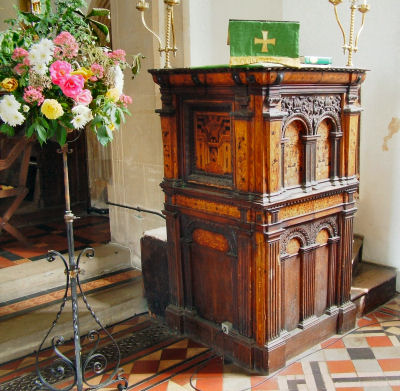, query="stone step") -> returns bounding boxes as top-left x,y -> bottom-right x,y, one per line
351,262 -> 397,316
0,243 -> 132,304
0,278 -> 147,364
